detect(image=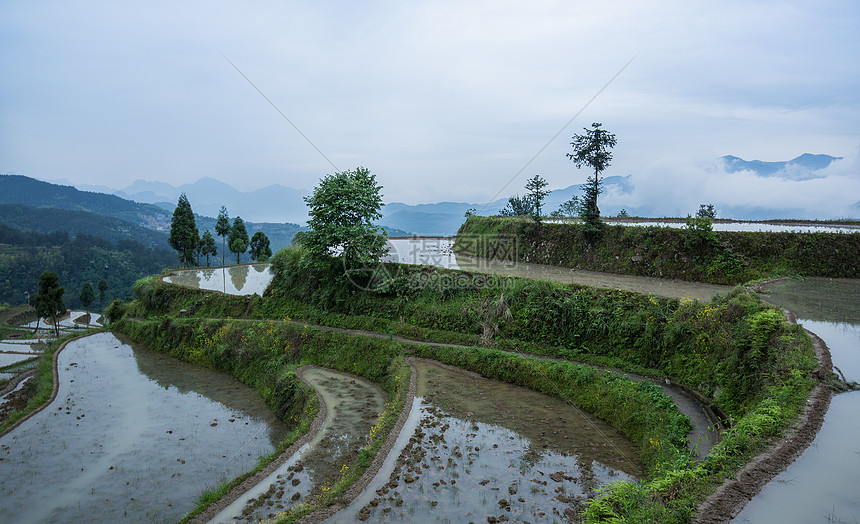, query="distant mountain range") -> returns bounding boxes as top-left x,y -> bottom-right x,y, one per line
111,176 -> 312,225
26,152 -> 851,237
721,153 -> 842,180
